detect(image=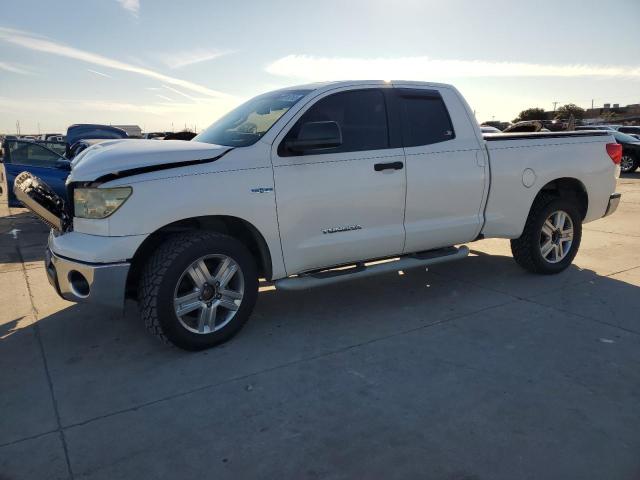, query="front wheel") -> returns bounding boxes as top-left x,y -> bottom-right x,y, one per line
620,154 -> 638,174
511,194 -> 582,274
138,232 -> 258,350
